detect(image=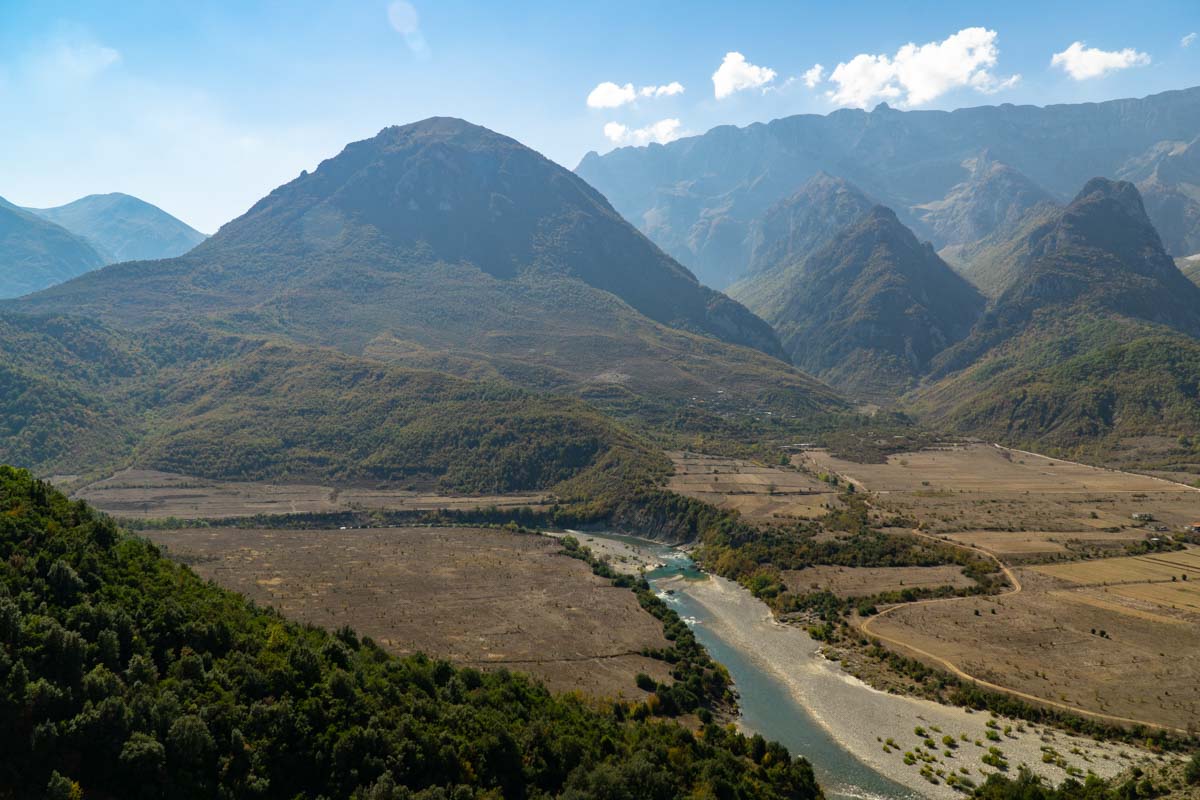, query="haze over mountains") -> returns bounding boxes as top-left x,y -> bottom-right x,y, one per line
577,86 -> 1200,289
29,193 -> 207,264
0,192 -> 204,298
0,197 -> 106,299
